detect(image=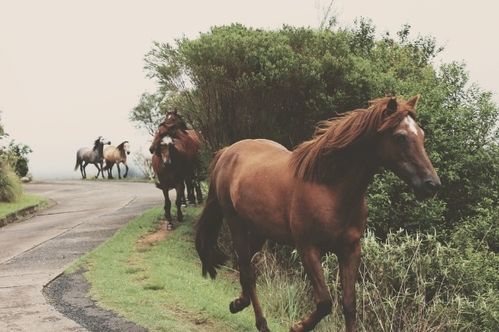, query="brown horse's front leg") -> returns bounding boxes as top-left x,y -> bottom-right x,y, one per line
175,181 -> 185,222
291,246 -> 332,332
338,240 -> 361,332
